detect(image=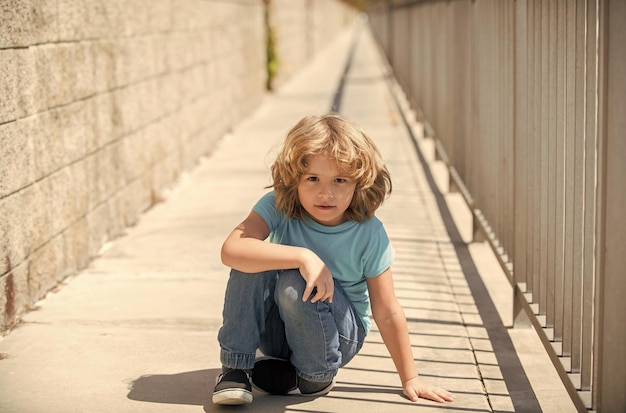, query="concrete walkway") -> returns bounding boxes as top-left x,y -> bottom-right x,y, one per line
0,19 -> 577,413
